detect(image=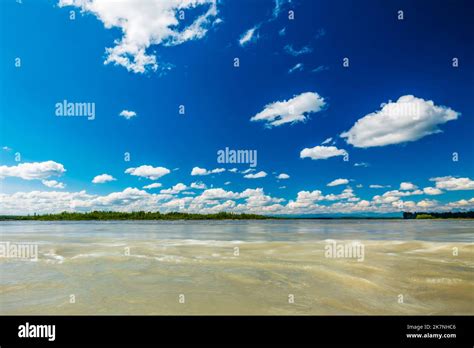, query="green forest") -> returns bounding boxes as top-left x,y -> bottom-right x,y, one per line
402,211 -> 474,219
0,211 -> 271,221
0,211 -> 472,221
